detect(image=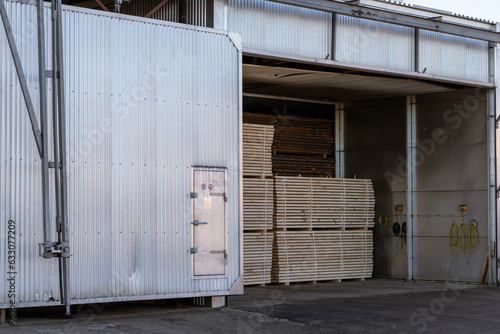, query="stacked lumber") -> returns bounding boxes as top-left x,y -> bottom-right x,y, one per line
243,124 -> 274,177
243,178 -> 273,231
274,176 -> 375,230
341,230 -> 374,279
273,119 -> 334,156
243,113 -> 335,177
272,230 -> 373,284
244,231 -> 273,285
273,155 -> 335,177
